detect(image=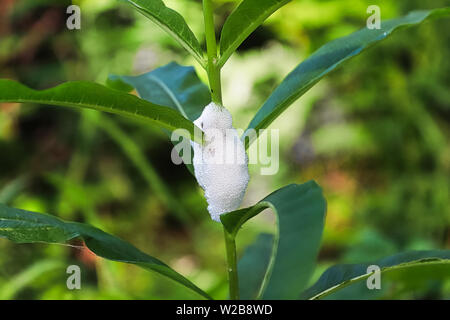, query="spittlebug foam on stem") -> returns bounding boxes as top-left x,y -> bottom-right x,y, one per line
191,103 -> 250,222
